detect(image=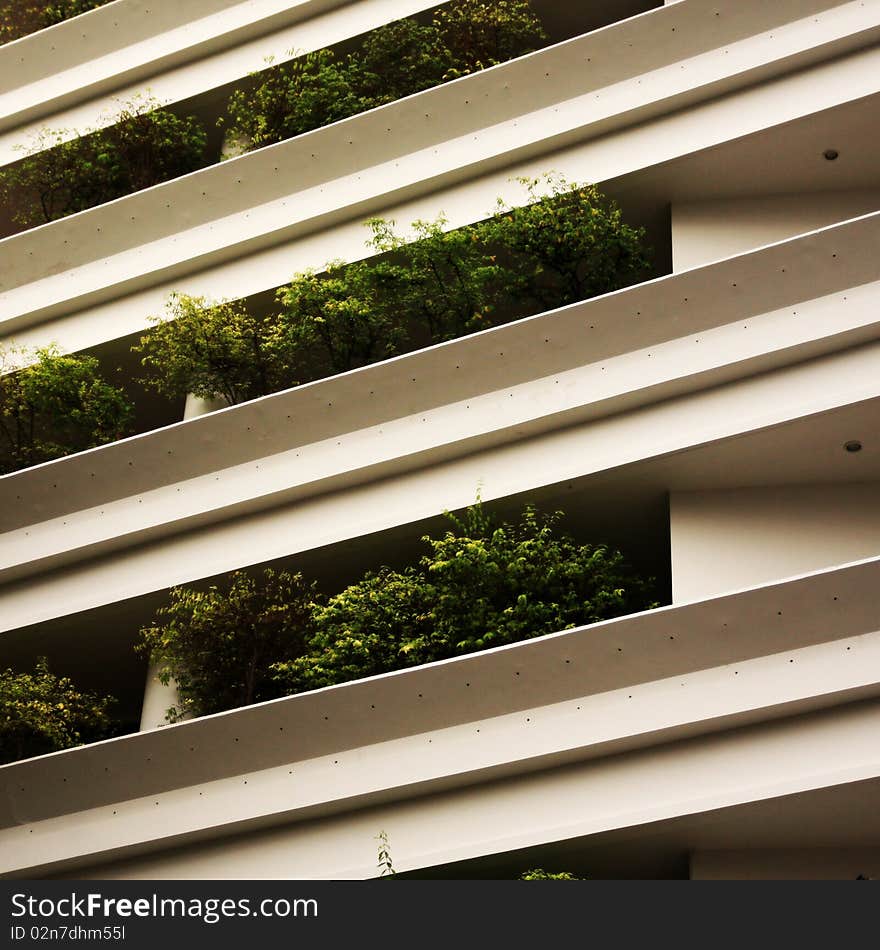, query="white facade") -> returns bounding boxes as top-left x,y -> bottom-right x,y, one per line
1,0 -> 879,880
